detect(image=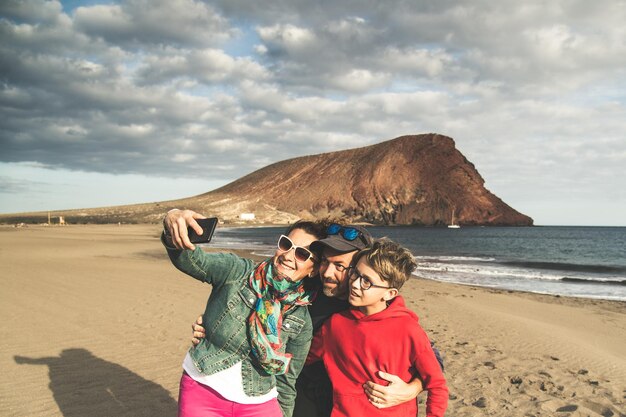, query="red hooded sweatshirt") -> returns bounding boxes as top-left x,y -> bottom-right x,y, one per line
306,295 -> 448,417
